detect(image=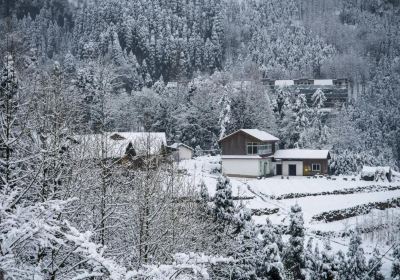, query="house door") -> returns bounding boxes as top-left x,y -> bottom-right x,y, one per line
289,164 -> 297,176
276,164 -> 282,175
263,161 -> 269,176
